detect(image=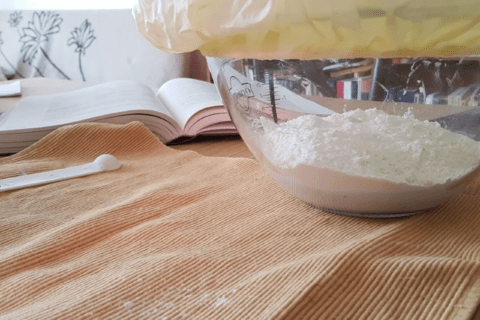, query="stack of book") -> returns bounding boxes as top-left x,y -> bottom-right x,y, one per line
426,84 -> 480,106
336,77 -> 372,101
